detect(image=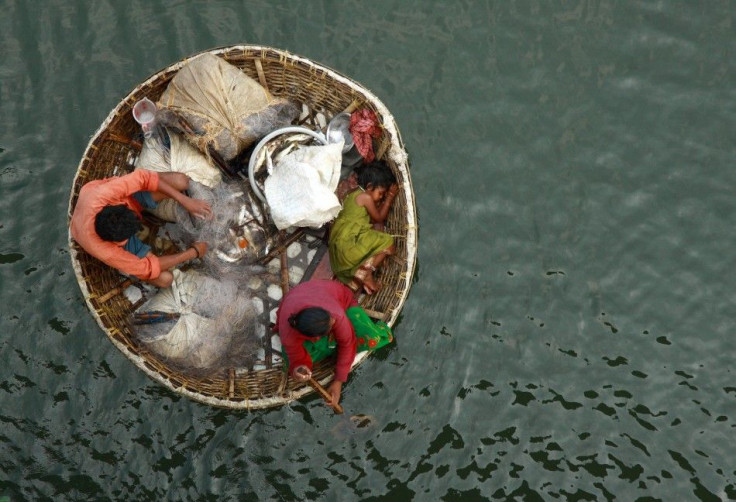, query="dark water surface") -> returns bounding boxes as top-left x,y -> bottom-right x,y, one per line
2,1 -> 736,500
